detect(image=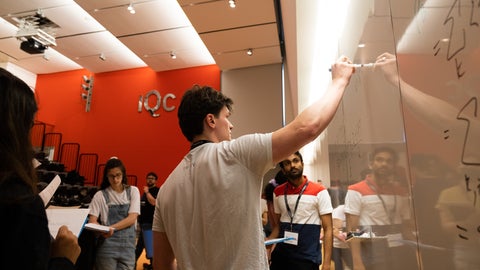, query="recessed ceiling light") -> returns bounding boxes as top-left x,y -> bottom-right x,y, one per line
127,3 -> 136,14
